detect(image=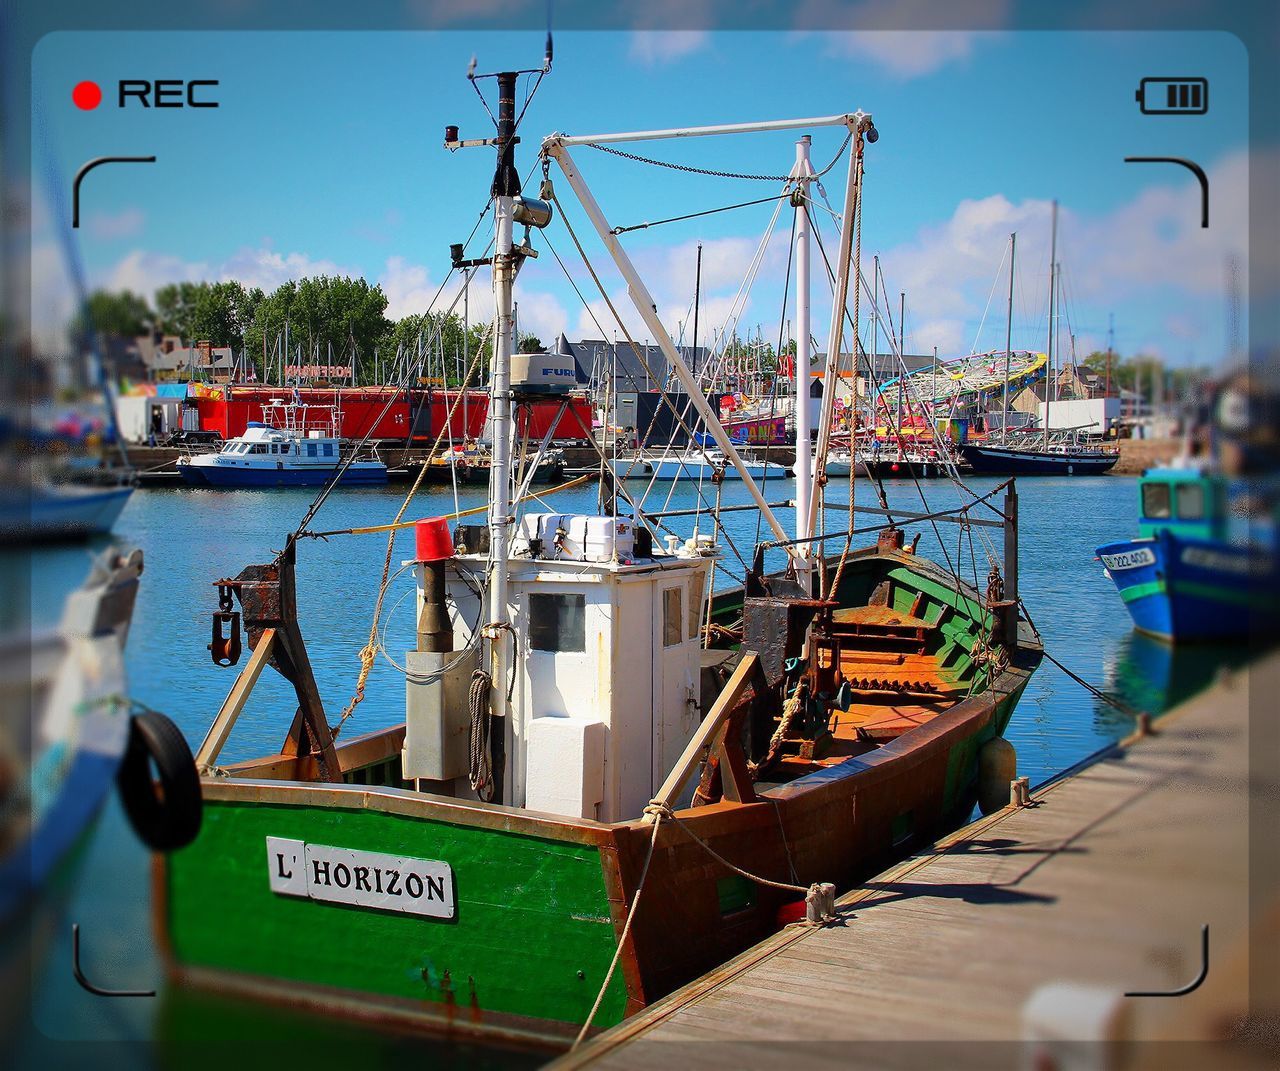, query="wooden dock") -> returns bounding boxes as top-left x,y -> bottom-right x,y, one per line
559,653 -> 1272,1069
